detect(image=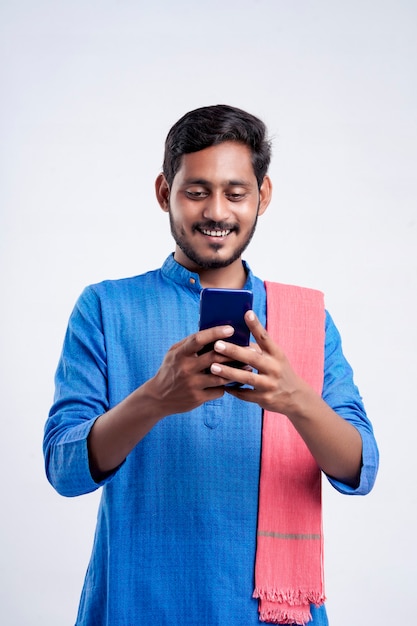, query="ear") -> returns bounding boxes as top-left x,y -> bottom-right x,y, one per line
257,175 -> 272,216
155,173 -> 170,212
